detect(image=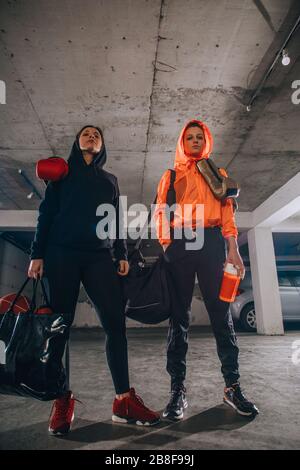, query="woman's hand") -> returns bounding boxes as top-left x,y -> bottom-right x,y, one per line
28,259 -> 44,279
117,260 -> 130,276
225,249 -> 245,279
